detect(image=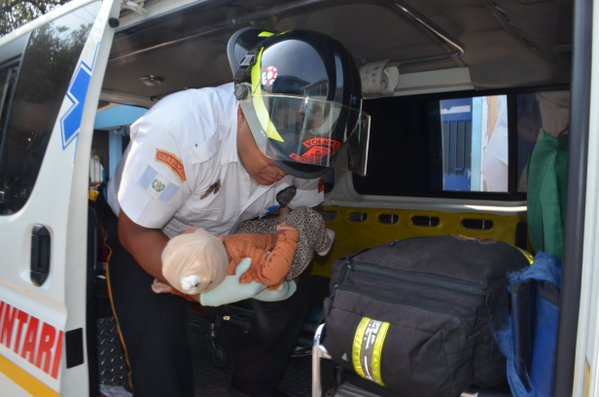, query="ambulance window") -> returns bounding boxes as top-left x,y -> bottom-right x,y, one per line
0,2 -> 99,215
354,91 -> 536,199
515,92 -> 552,193
0,63 -> 19,134
438,95 -> 509,193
